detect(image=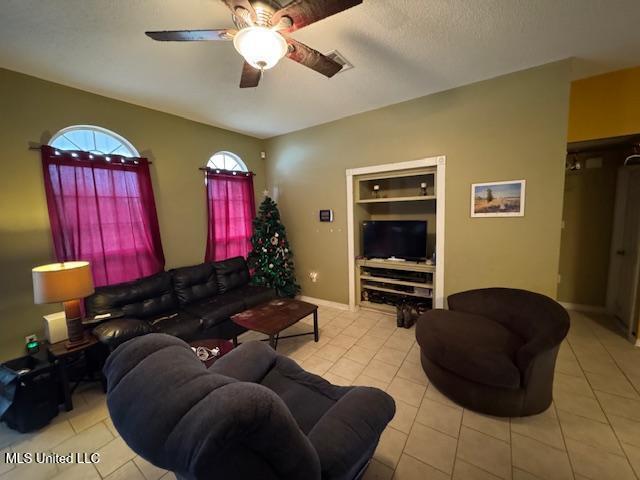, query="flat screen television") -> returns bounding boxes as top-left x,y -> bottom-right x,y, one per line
362,220 -> 427,261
